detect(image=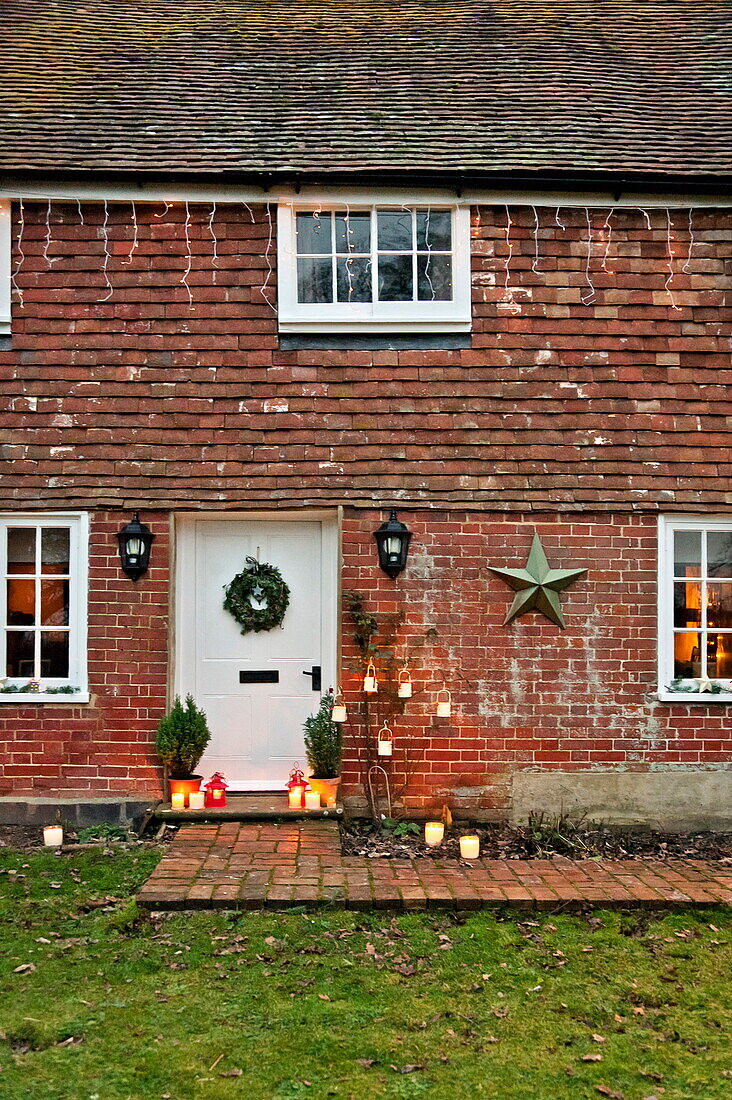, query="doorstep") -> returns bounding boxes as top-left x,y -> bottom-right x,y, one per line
137,820 -> 732,912
155,792 -> 343,823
